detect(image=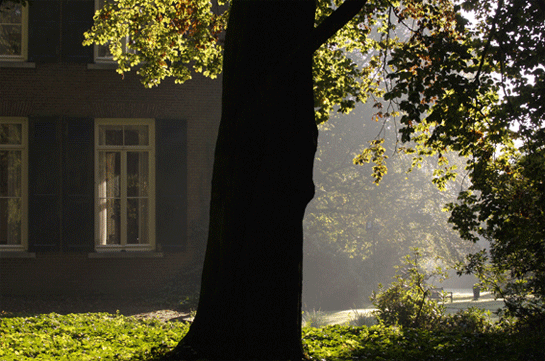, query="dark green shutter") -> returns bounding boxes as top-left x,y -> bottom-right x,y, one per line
61,0 -> 94,63
28,1 -> 61,63
62,118 -> 94,251
156,119 -> 187,252
28,118 -> 61,252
